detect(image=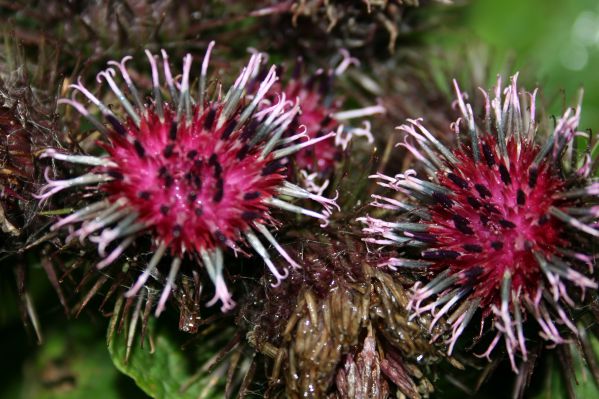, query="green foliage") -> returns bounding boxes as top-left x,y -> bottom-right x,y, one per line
1,319 -> 144,399
462,0 -> 599,129
107,299 -> 224,399
532,337 -> 599,399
